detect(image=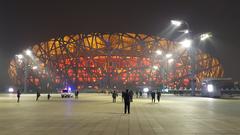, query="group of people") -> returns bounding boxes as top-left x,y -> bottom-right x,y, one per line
111,89 -> 162,114
17,89 -> 50,103
150,90 -> 162,103
111,89 -> 132,114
